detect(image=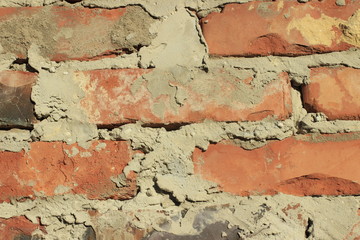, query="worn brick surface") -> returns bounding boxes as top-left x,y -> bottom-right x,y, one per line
75,69 -> 292,125
193,134 -> 360,196
0,140 -> 136,202
0,71 -> 37,128
303,67 -> 360,120
0,6 -> 154,61
200,1 -> 360,56
0,216 -> 45,239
